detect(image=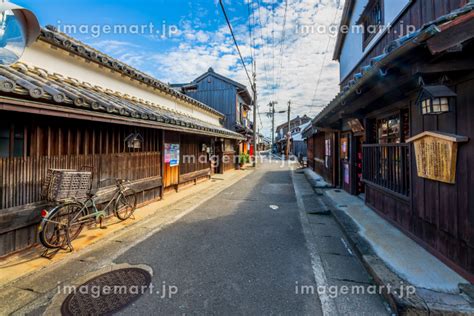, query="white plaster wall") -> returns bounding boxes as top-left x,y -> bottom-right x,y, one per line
20,40 -> 222,126
339,0 -> 411,81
